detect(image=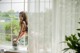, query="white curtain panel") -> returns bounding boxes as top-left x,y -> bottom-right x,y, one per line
28,0 -> 79,53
